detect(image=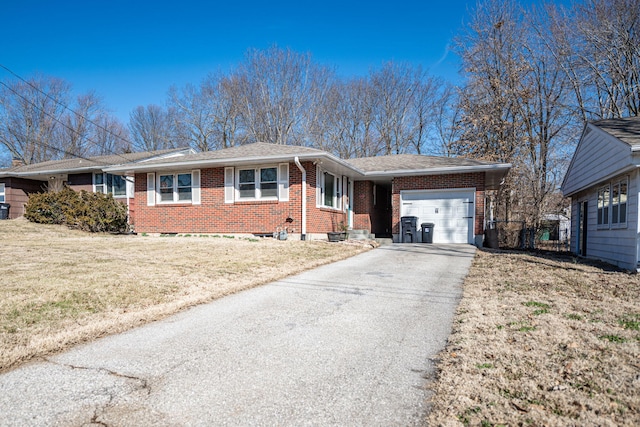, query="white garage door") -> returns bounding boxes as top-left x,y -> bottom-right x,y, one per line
400,189 -> 475,244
